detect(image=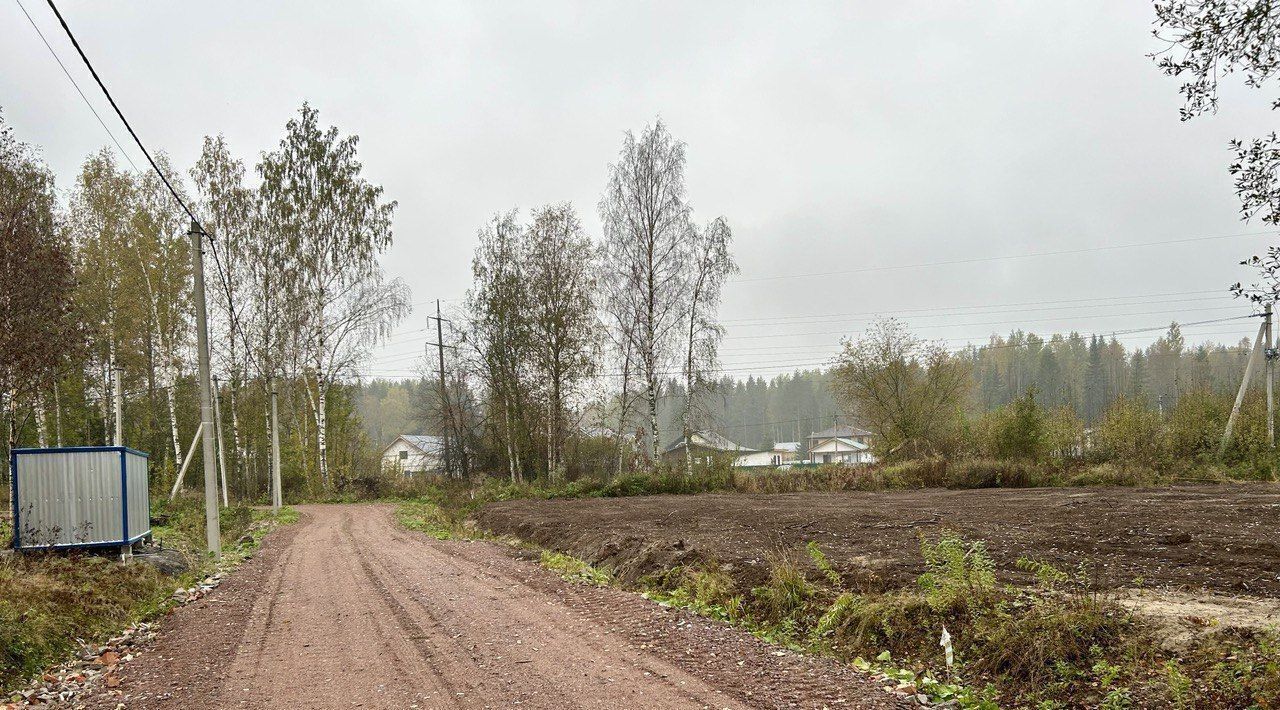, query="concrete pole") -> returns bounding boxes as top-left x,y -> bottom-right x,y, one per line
1266,303 -> 1276,480
271,379 -> 282,511
1267,303 -> 1275,450
212,375 -> 229,506
1222,319 -> 1269,456
189,222 -> 221,558
112,365 -> 123,446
